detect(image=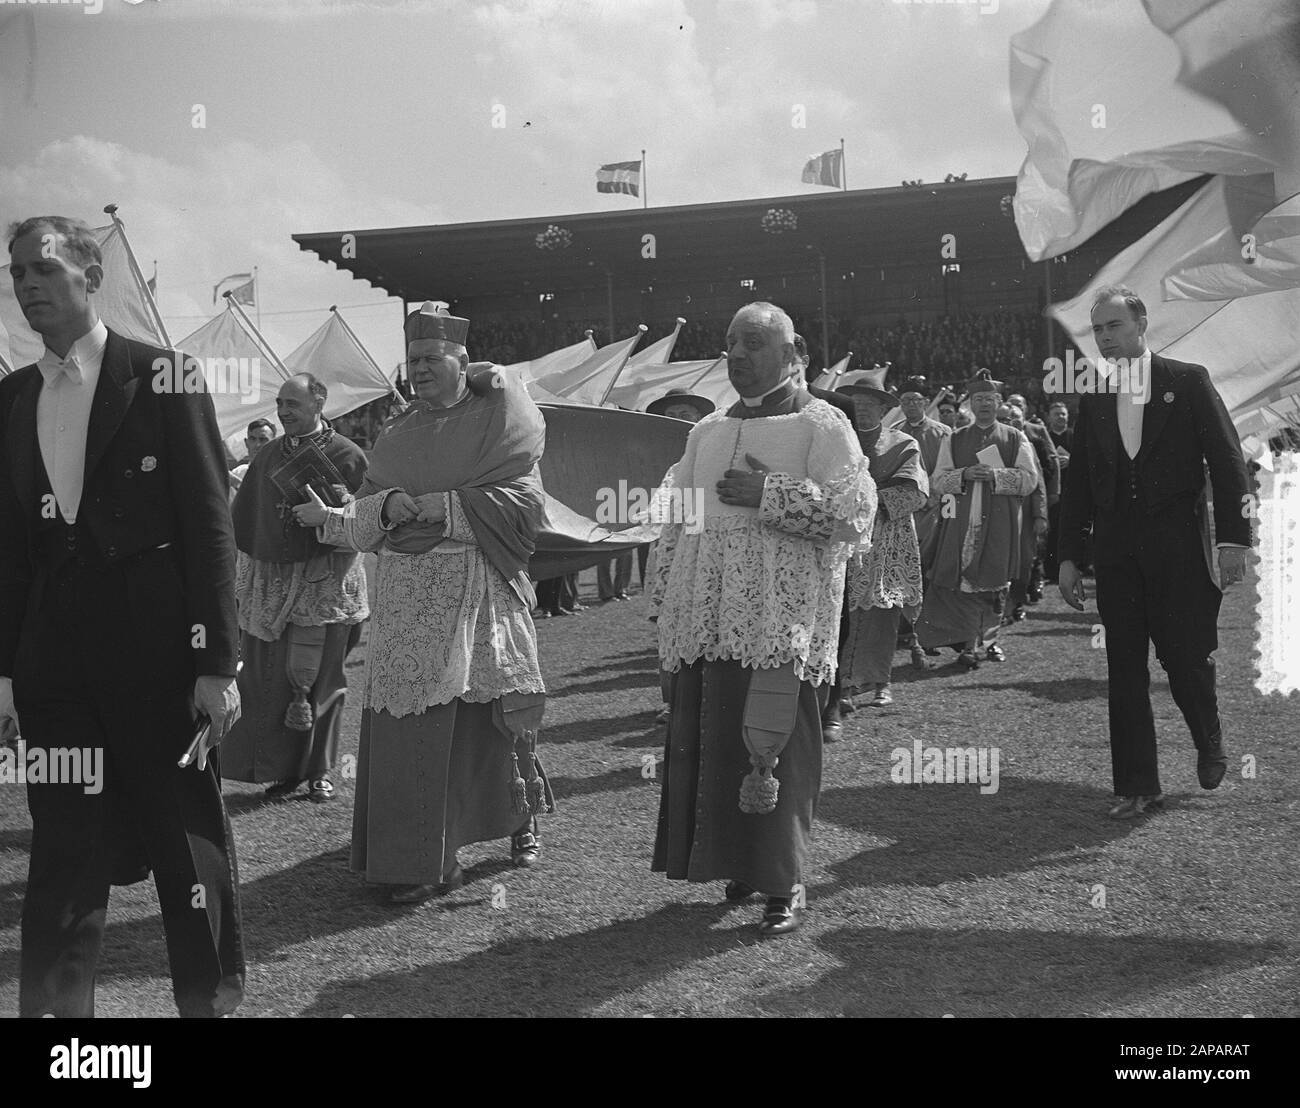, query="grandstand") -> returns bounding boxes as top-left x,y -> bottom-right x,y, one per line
294,174 -> 1206,401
